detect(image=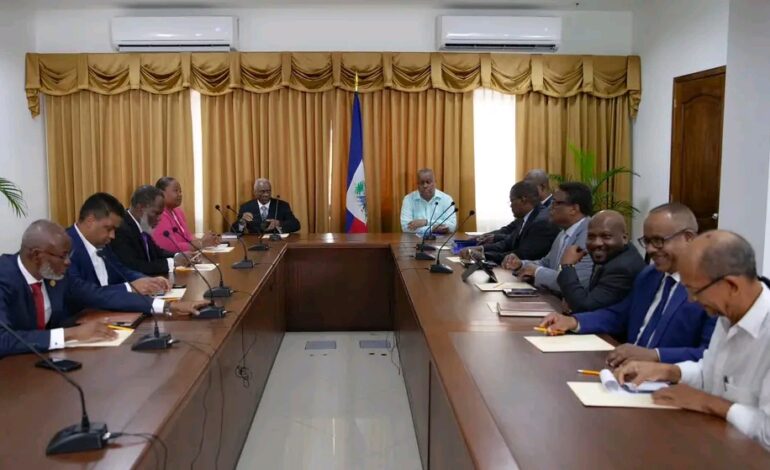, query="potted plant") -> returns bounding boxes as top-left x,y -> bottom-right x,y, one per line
550,144 -> 638,217
1,177 -> 26,217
